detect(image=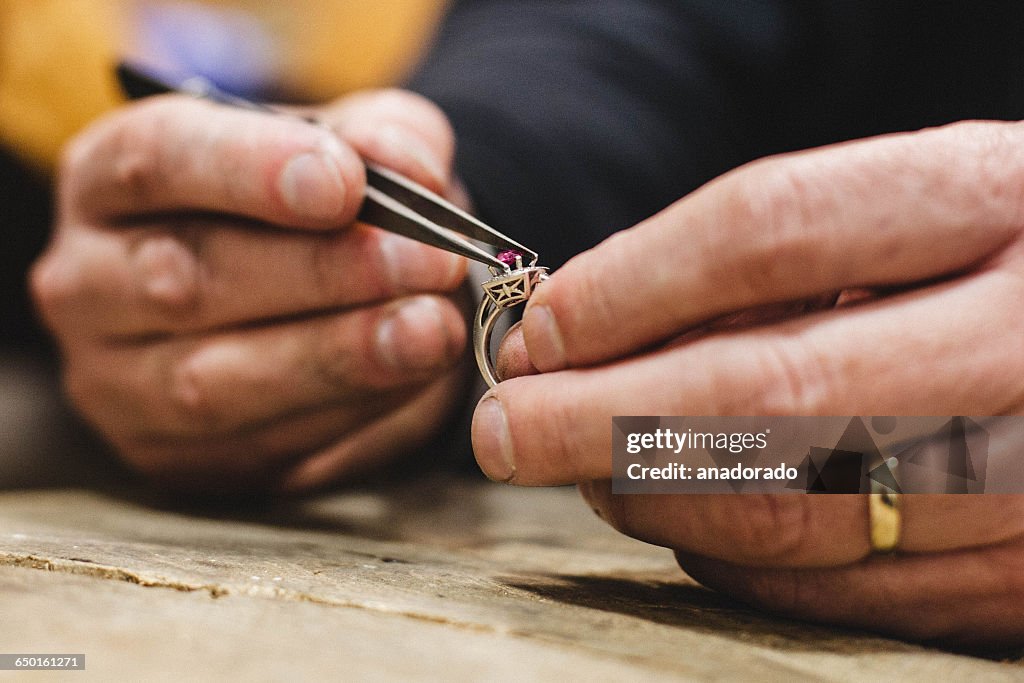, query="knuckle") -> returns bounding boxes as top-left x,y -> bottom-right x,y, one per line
133,227 -> 204,315
57,131 -> 95,184
105,100 -> 180,200
754,336 -> 835,415
58,101 -> 172,204
28,255 -> 69,328
911,121 -> 1024,238
57,135 -> 100,216
112,145 -> 162,203
169,351 -> 226,431
727,495 -> 811,564
962,122 -> 1024,232
723,160 -> 824,295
